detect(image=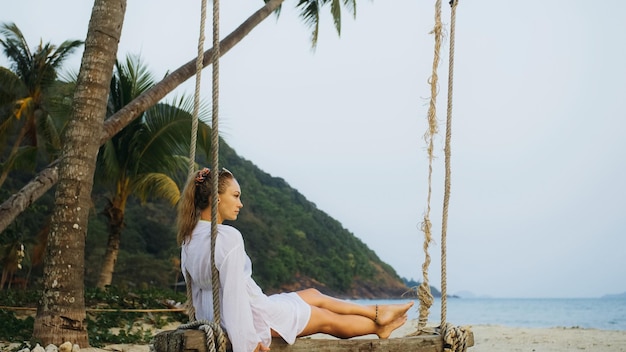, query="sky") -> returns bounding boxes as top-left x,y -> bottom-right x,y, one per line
2,1 -> 626,299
